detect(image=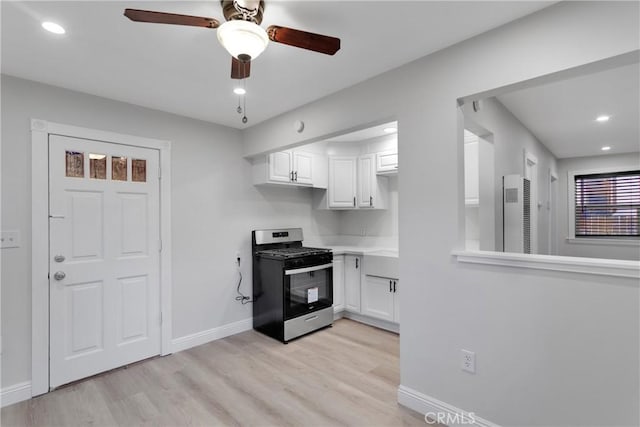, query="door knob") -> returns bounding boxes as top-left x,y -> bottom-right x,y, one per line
54,255 -> 65,263
53,271 -> 66,281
